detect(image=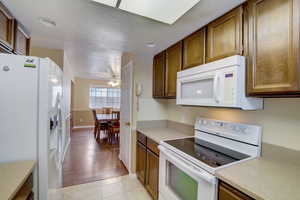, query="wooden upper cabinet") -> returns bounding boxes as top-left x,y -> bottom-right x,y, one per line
183,28 -> 206,70
219,181 -> 255,200
0,2 -> 14,51
14,20 -> 30,55
246,0 -> 300,95
206,6 -> 243,62
165,41 -> 182,98
153,51 -> 166,98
